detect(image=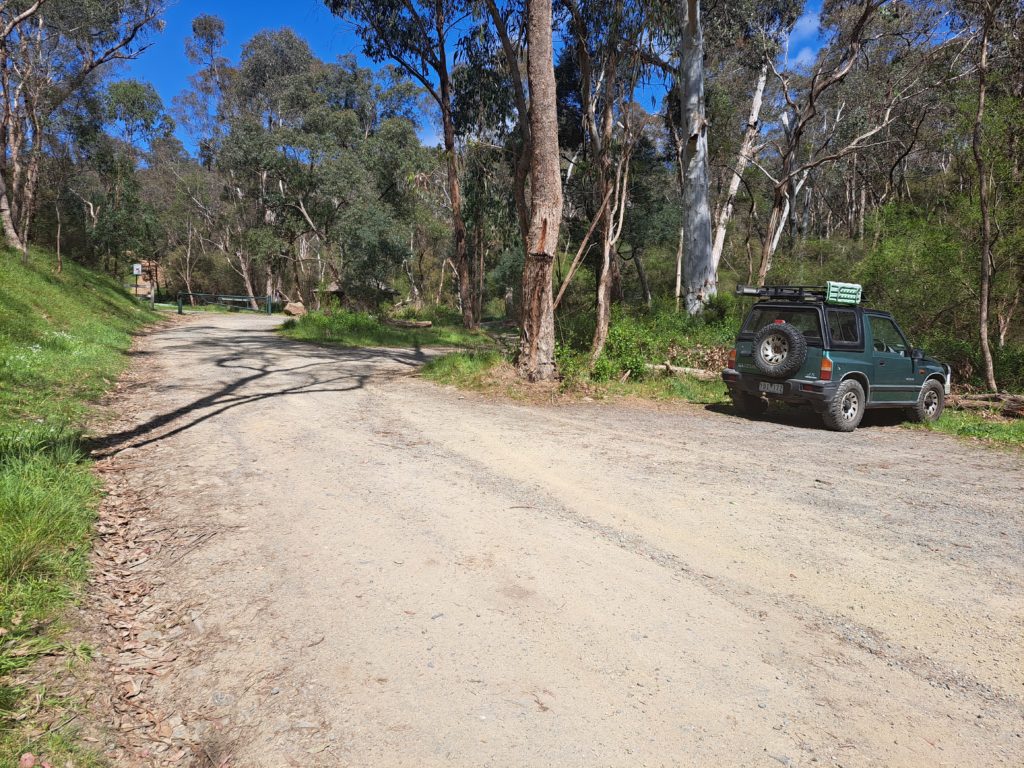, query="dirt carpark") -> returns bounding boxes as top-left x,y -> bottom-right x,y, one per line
79,312 -> 1022,767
